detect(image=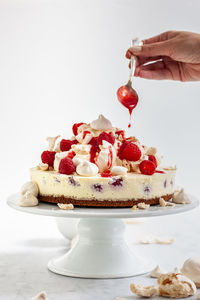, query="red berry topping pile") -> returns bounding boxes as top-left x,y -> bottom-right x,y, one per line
97,132 -> 115,146
60,139 -> 78,152
72,123 -> 85,136
41,151 -> 56,167
118,140 -> 141,161
148,155 -> 157,167
59,157 -> 75,175
139,160 -> 156,175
